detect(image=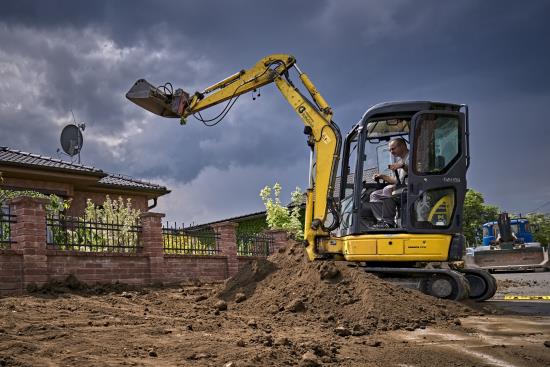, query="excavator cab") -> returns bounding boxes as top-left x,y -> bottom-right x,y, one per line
338,101 -> 468,236
326,101 -> 494,302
